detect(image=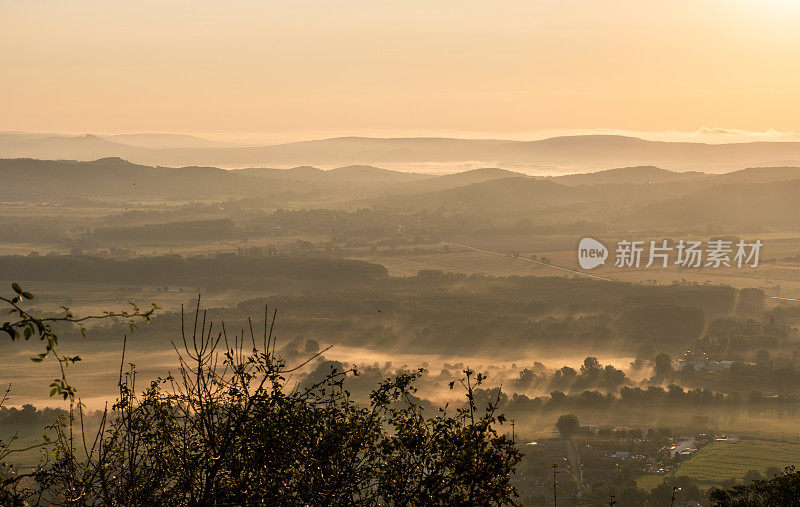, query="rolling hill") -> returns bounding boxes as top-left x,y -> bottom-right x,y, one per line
6,132 -> 800,172
712,166 -> 800,184
4,157 -> 800,231
551,166 -> 706,186
627,179 -> 800,227
389,168 -> 525,194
